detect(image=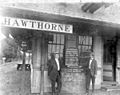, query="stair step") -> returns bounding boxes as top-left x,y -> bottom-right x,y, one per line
101,85 -> 120,91
101,81 -> 118,86
102,84 -> 117,87
101,81 -> 120,91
